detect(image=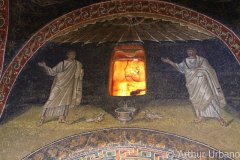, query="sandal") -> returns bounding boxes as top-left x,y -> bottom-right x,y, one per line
192,117 -> 204,124
36,118 -> 44,127
219,118 -> 227,127
58,116 -> 69,124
